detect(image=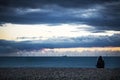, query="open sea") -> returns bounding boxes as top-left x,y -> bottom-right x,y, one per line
0,57 -> 120,68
